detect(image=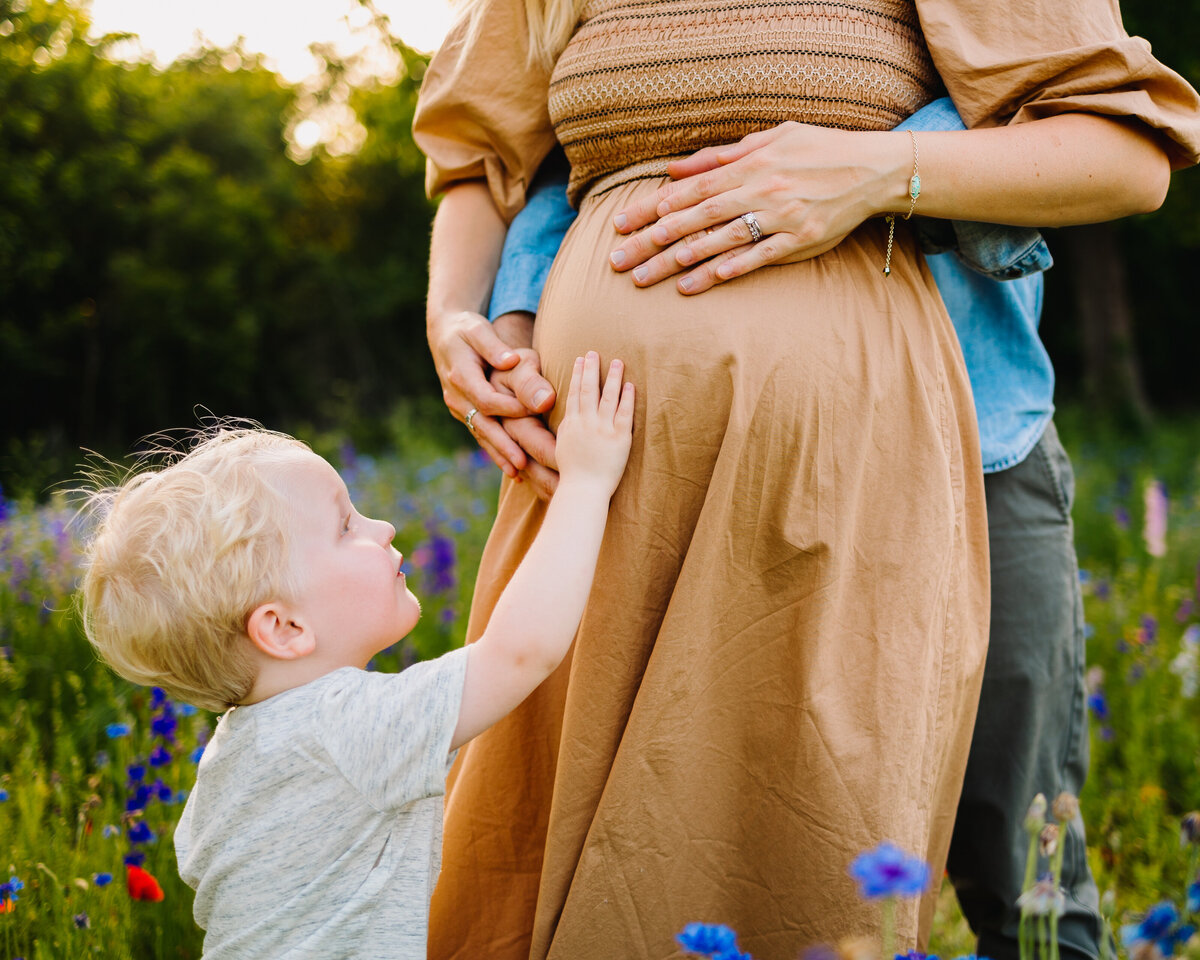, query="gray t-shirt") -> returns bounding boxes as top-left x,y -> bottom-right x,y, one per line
175,647 -> 470,959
